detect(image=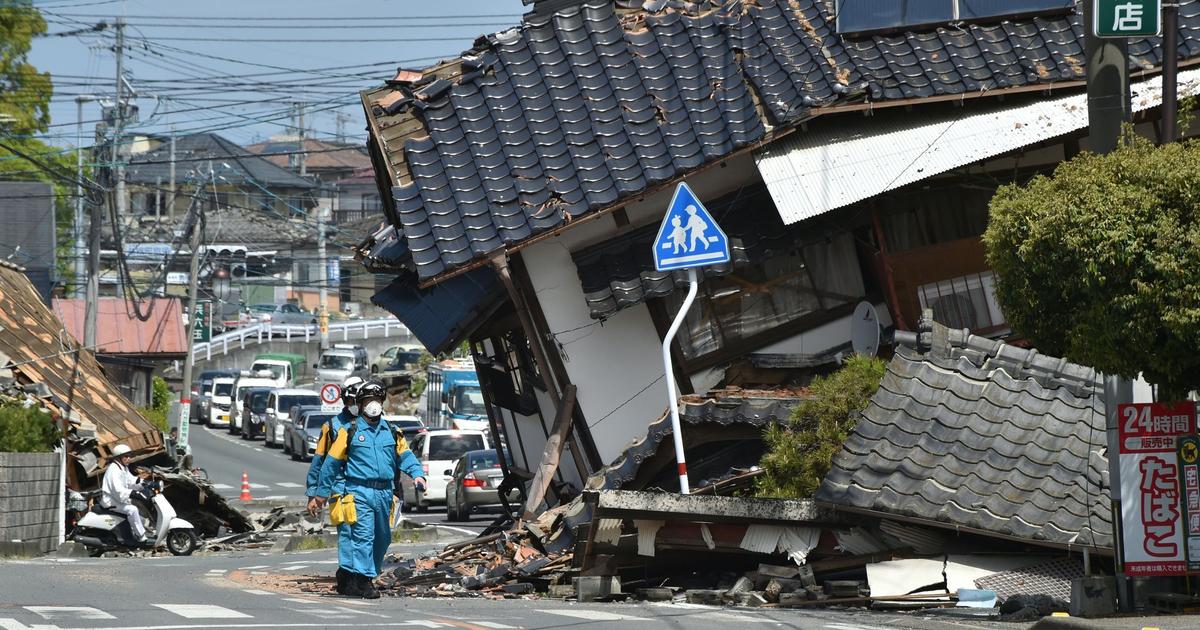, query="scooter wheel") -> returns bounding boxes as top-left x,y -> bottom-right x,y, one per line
167,529 -> 198,556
